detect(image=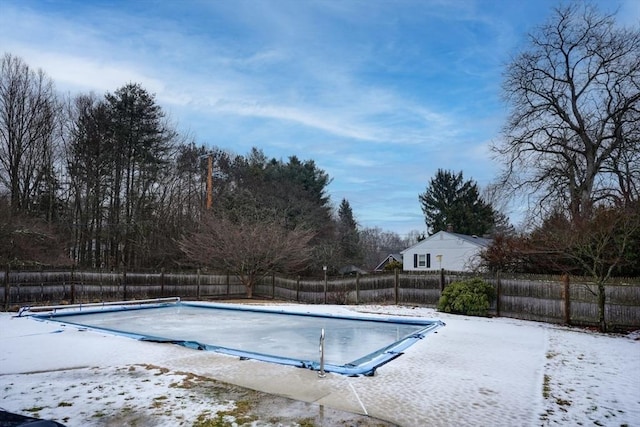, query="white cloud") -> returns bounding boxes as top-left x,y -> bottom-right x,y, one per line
19,49 -> 165,94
